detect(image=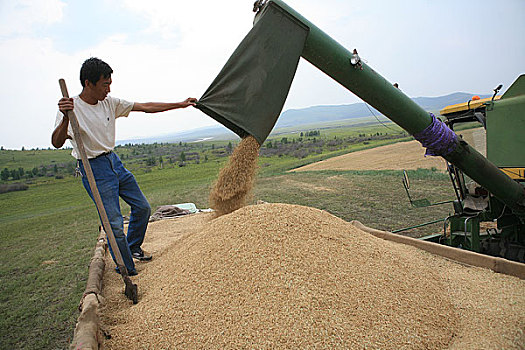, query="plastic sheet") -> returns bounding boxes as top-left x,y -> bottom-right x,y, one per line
414,113 -> 458,156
